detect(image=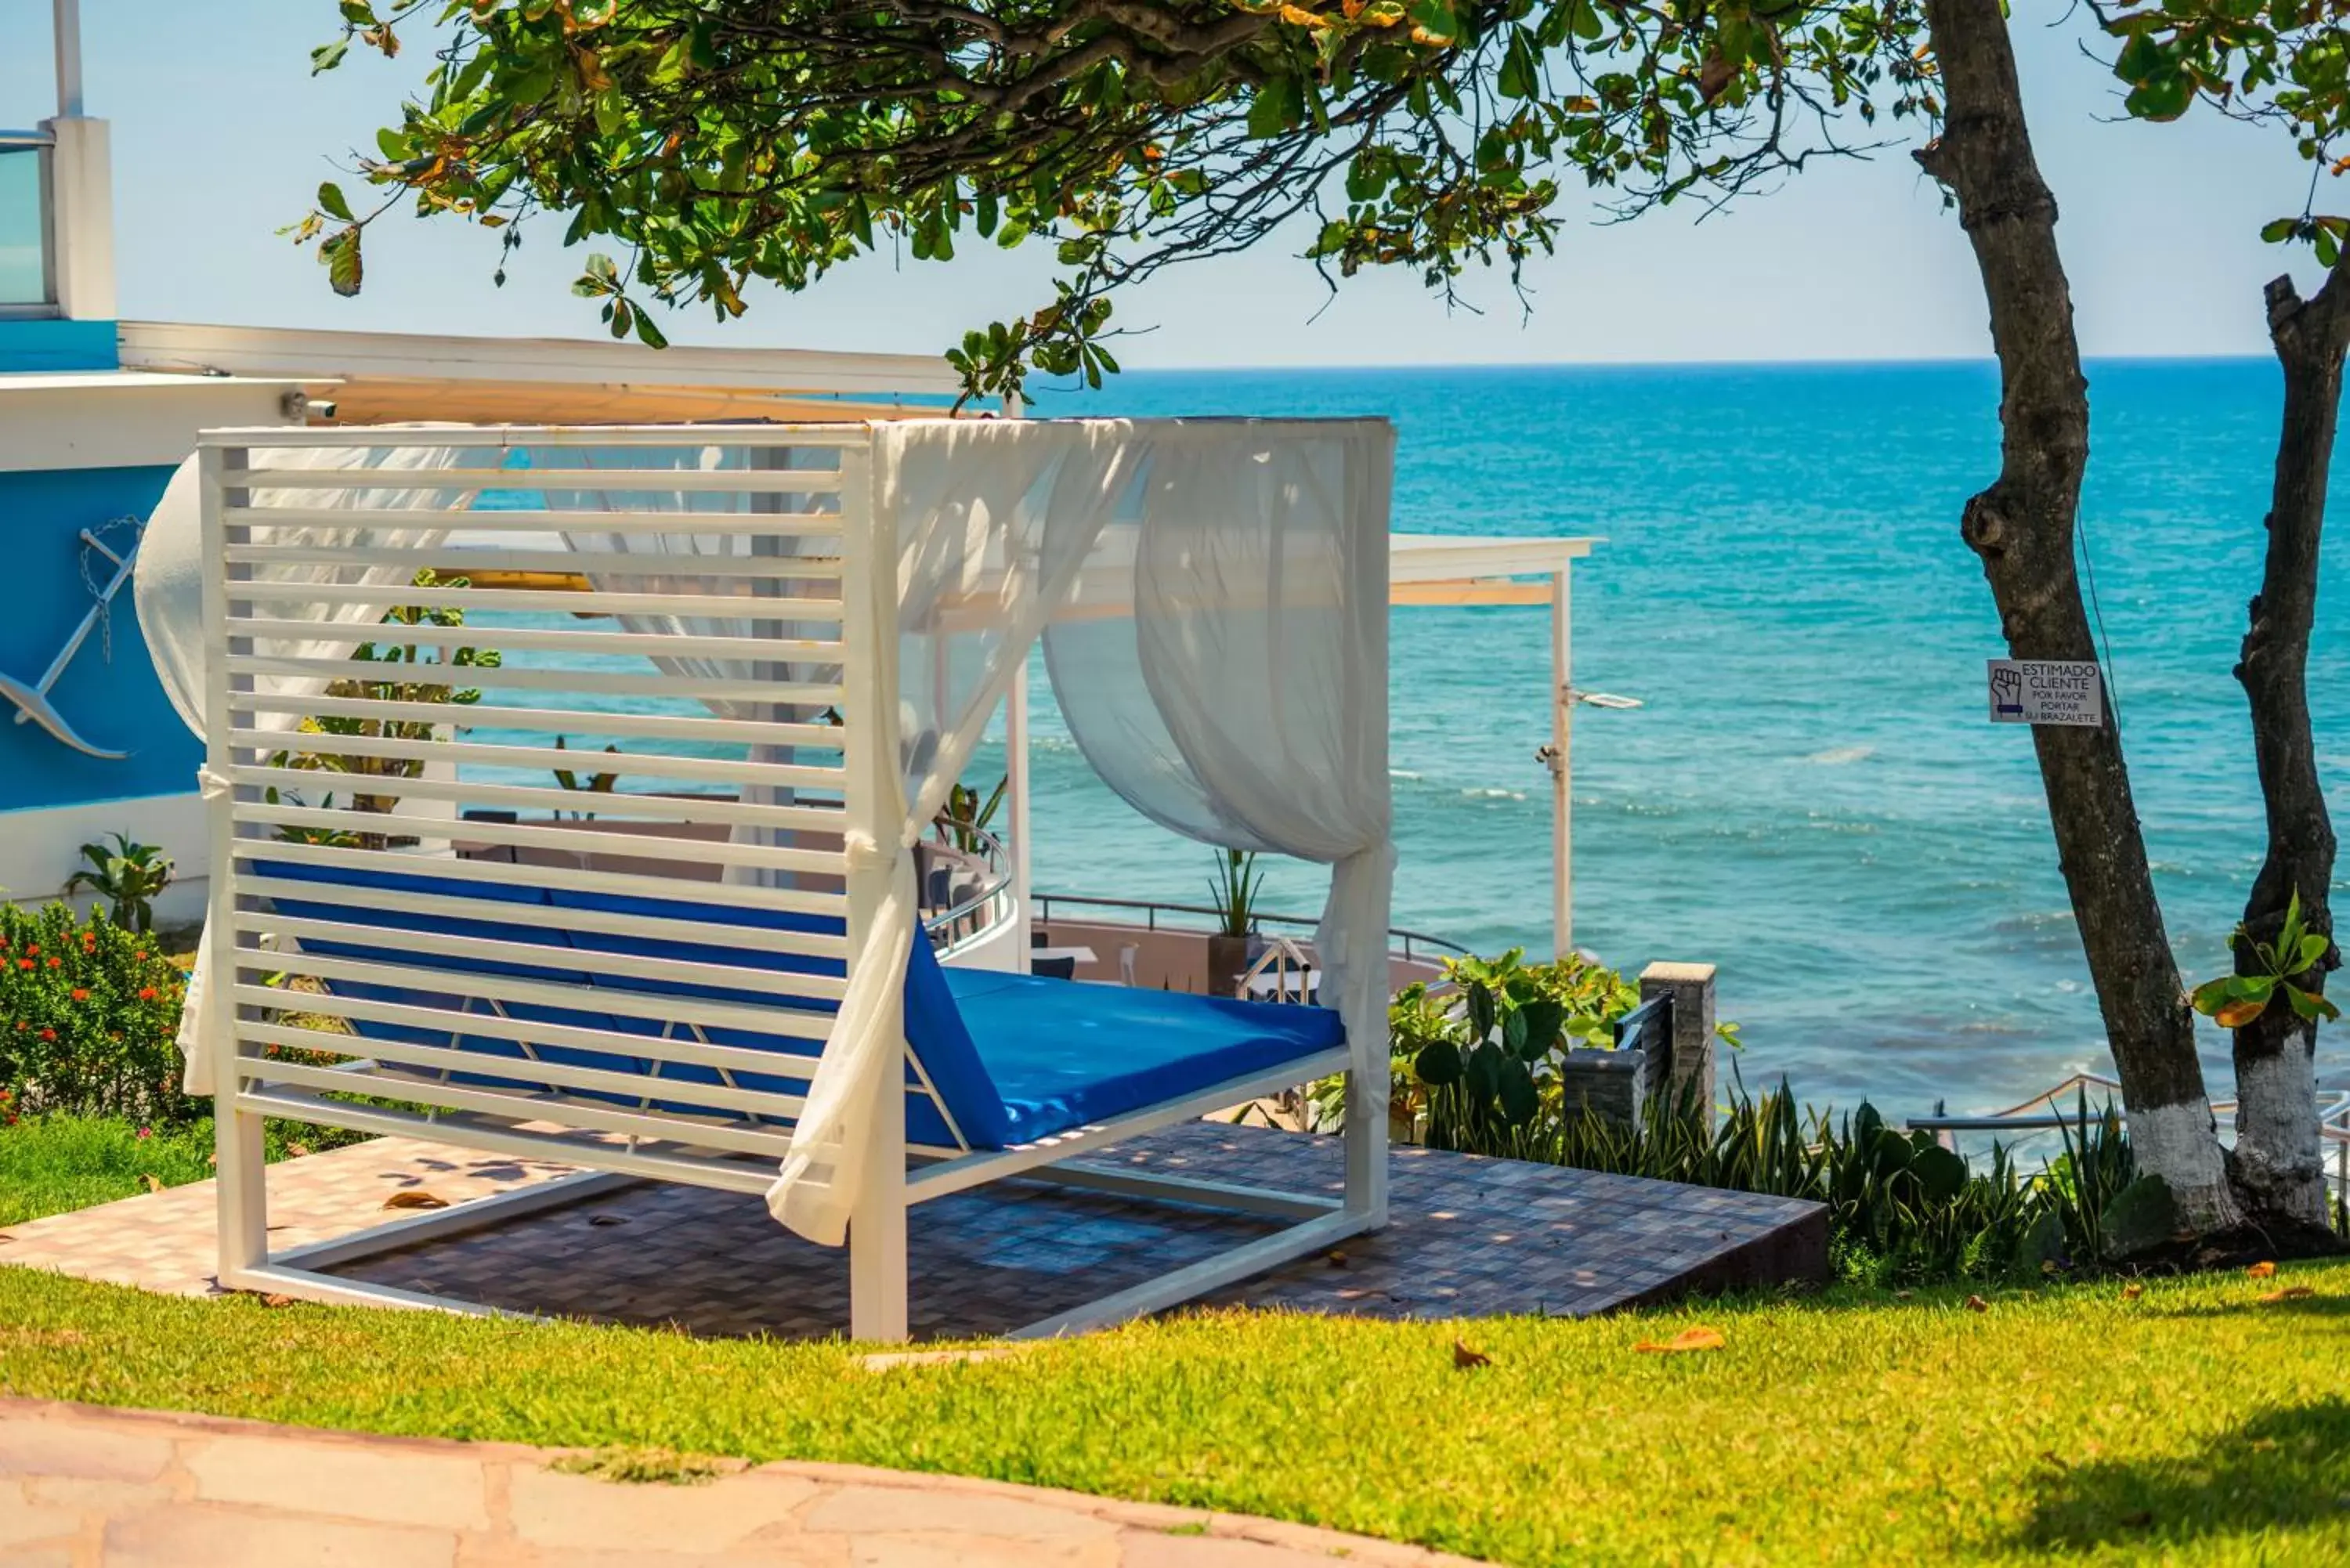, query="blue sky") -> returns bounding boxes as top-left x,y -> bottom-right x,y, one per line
2,2 -> 2327,367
